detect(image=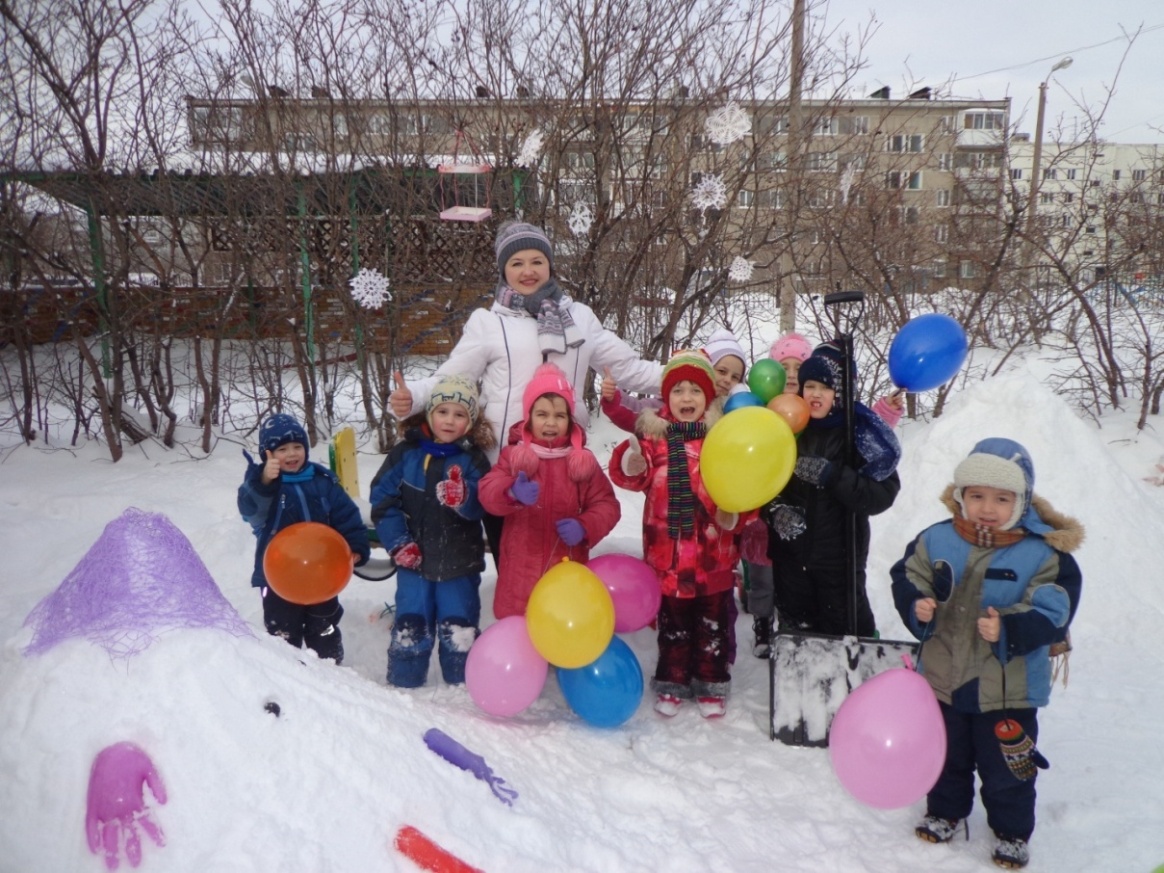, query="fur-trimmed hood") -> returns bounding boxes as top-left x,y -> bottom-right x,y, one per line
634,396 -> 725,439
940,484 -> 1085,553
